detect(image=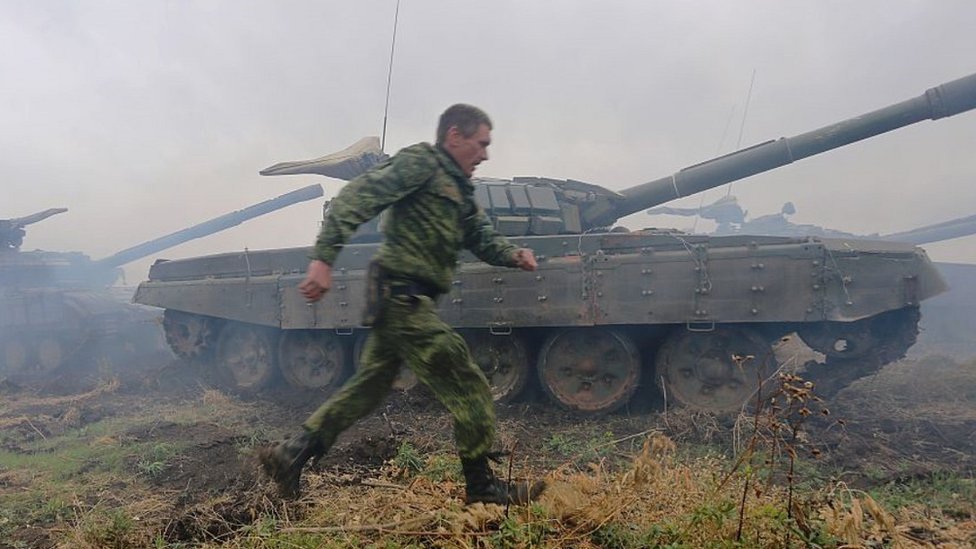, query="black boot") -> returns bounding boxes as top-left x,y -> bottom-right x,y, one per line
257,430 -> 323,499
461,454 -> 545,505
